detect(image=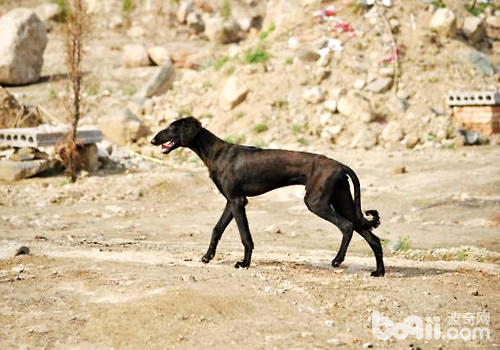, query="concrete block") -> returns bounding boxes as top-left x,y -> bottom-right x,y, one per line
447,91 -> 500,106
0,125 -> 102,148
